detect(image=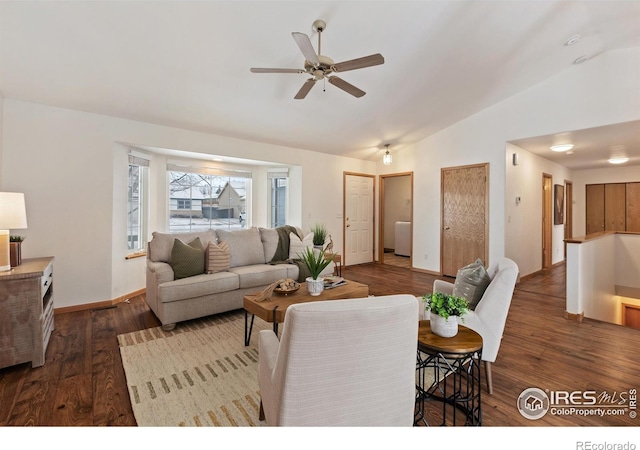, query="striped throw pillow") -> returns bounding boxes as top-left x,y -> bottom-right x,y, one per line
206,241 -> 231,274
